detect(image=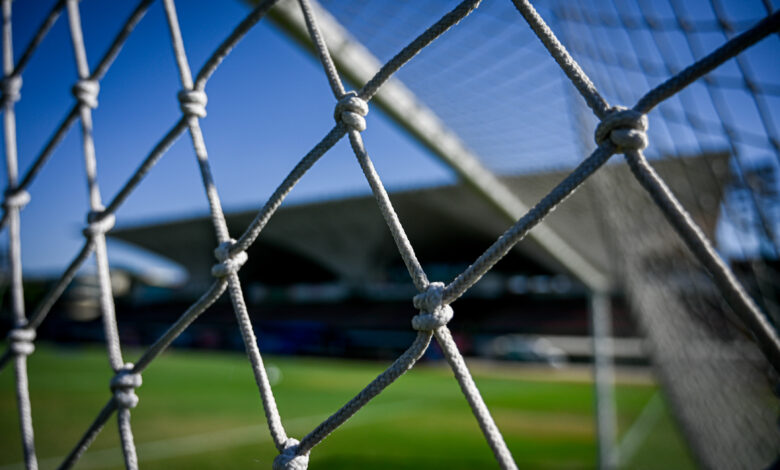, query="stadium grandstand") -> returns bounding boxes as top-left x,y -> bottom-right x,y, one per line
54,151 -> 722,362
